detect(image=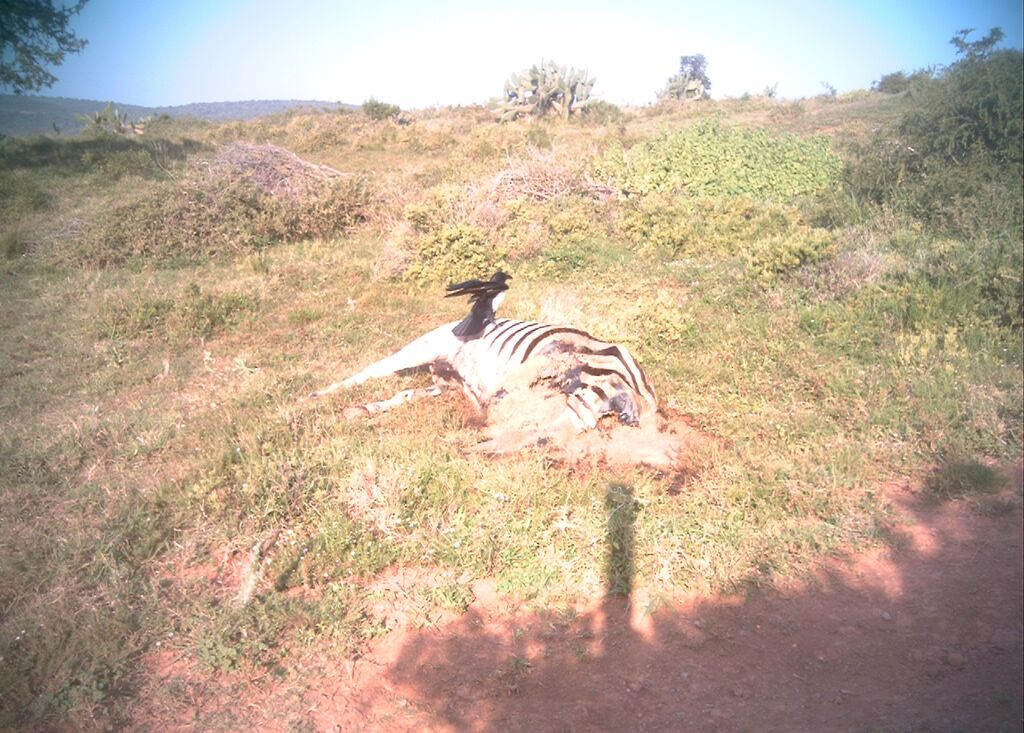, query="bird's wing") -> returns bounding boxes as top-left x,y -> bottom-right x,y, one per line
445,277 -> 488,294
444,280 -> 507,301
